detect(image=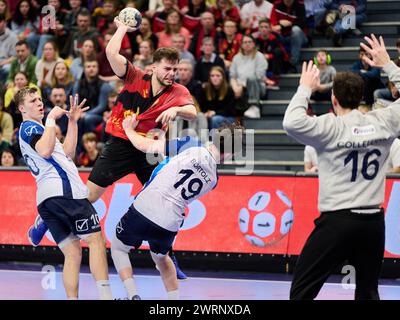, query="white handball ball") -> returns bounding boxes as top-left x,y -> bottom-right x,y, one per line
118,7 -> 142,29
